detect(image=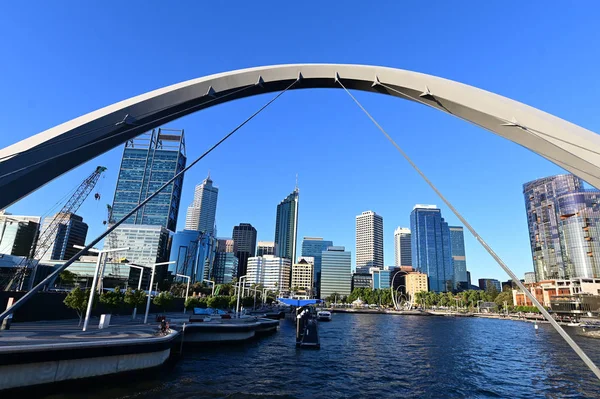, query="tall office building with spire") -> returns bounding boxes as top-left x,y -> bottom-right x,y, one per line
274,187 -> 299,264
185,172 -> 218,234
